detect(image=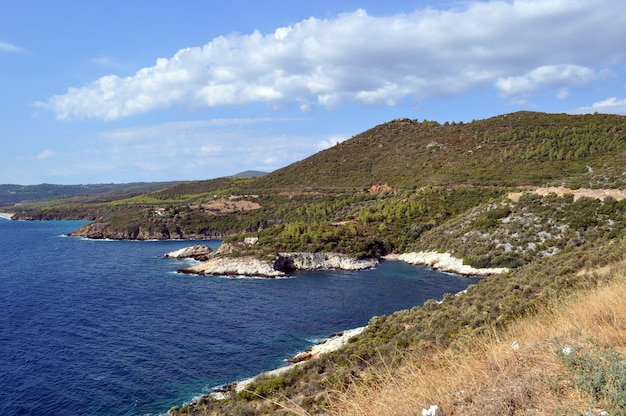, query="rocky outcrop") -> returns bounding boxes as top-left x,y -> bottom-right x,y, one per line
386,251 -> 509,276
179,256 -> 286,278
177,249 -> 378,278
69,222 -> 215,240
275,252 -> 379,272
287,327 -> 366,363
163,244 -> 213,261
